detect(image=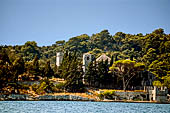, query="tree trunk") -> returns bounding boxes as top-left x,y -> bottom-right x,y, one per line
123,77 -> 126,91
